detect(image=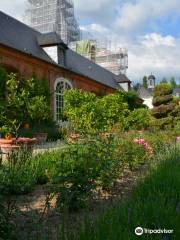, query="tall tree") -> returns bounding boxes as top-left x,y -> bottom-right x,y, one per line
151,83 -> 180,129
142,76 -> 148,89
160,77 -> 168,84
170,77 -> 177,89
